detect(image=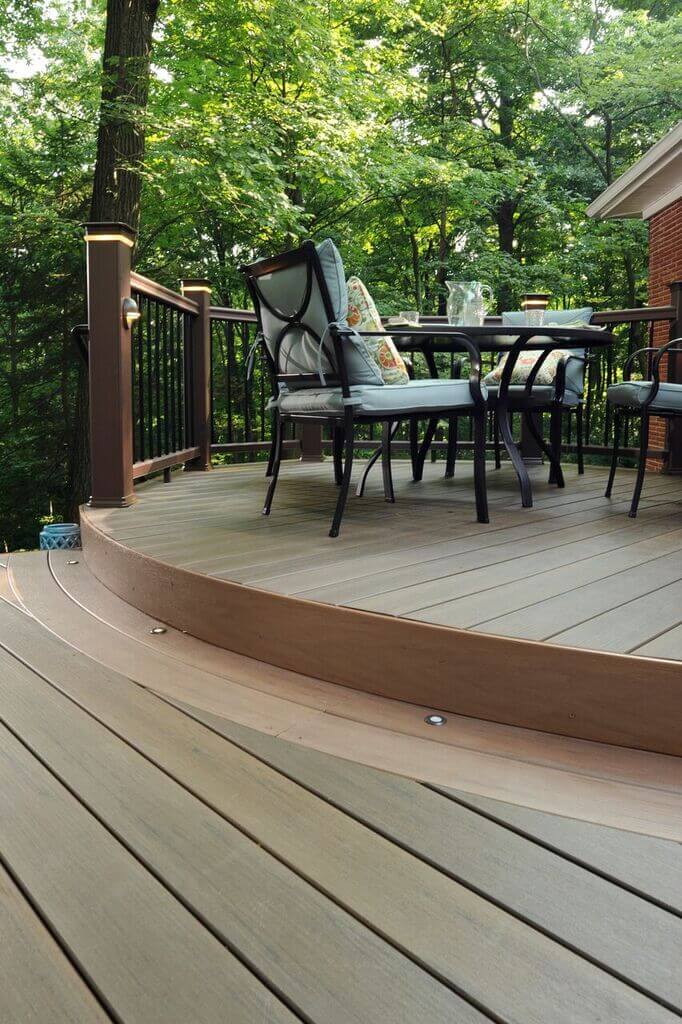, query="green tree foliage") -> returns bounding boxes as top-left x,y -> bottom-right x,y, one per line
1,0 -> 680,548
